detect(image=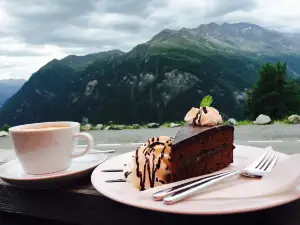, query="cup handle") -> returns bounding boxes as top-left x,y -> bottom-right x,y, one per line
71,132 -> 94,158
